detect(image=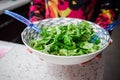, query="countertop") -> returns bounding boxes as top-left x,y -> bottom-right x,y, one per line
0,0 -> 30,14
0,40 -> 104,80
0,40 -> 47,80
